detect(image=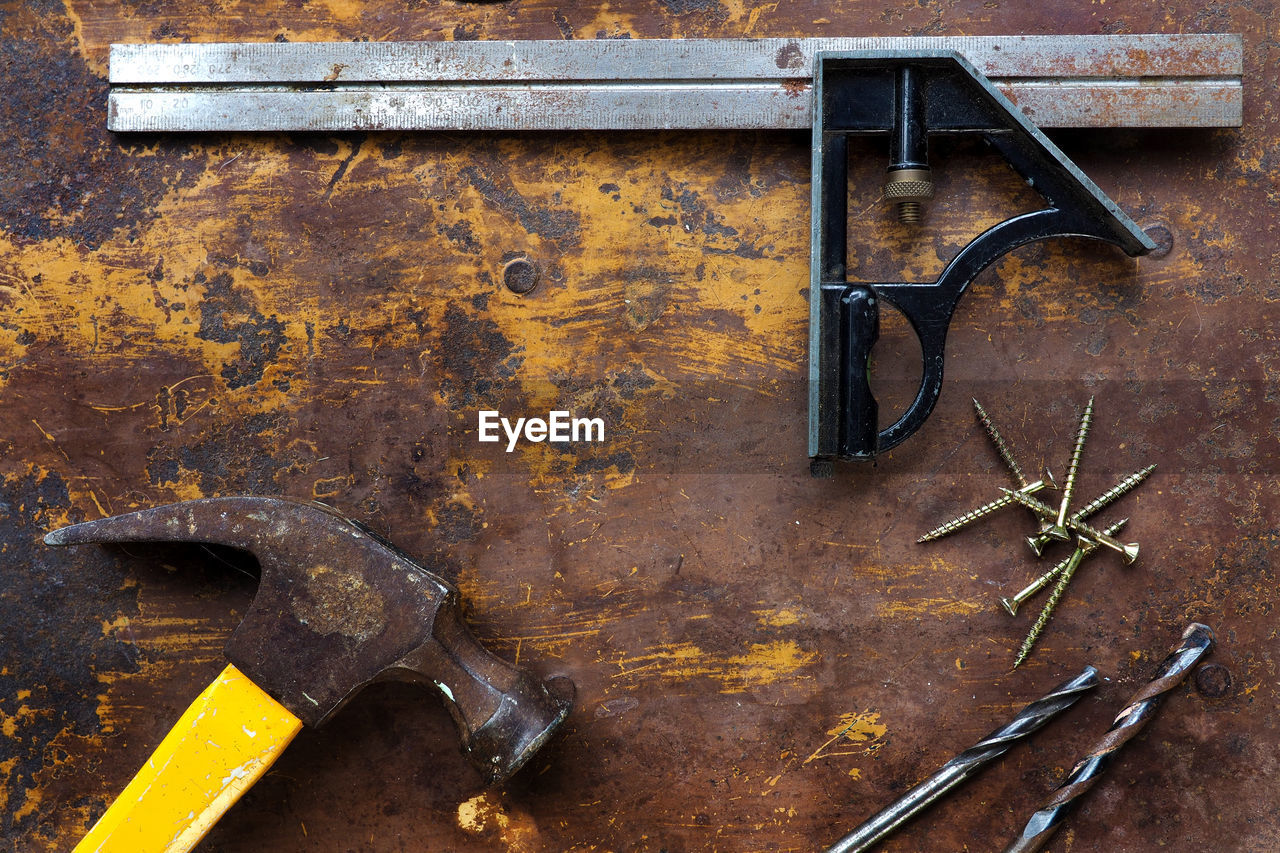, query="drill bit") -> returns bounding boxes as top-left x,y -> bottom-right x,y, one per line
825,667 -> 1099,853
1003,623 -> 1214,853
